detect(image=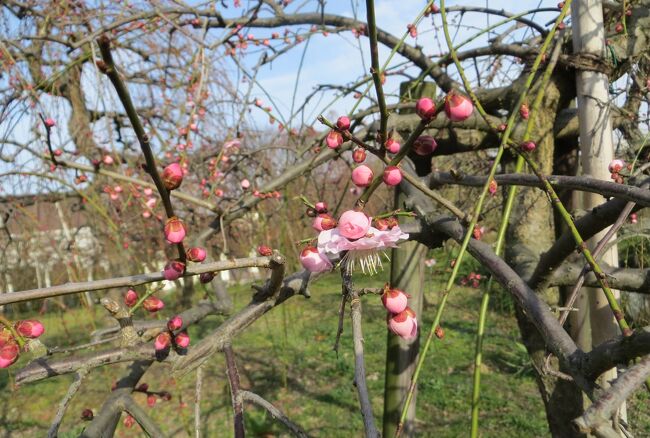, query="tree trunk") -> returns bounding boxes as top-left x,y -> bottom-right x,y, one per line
506,72 -> 583,437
